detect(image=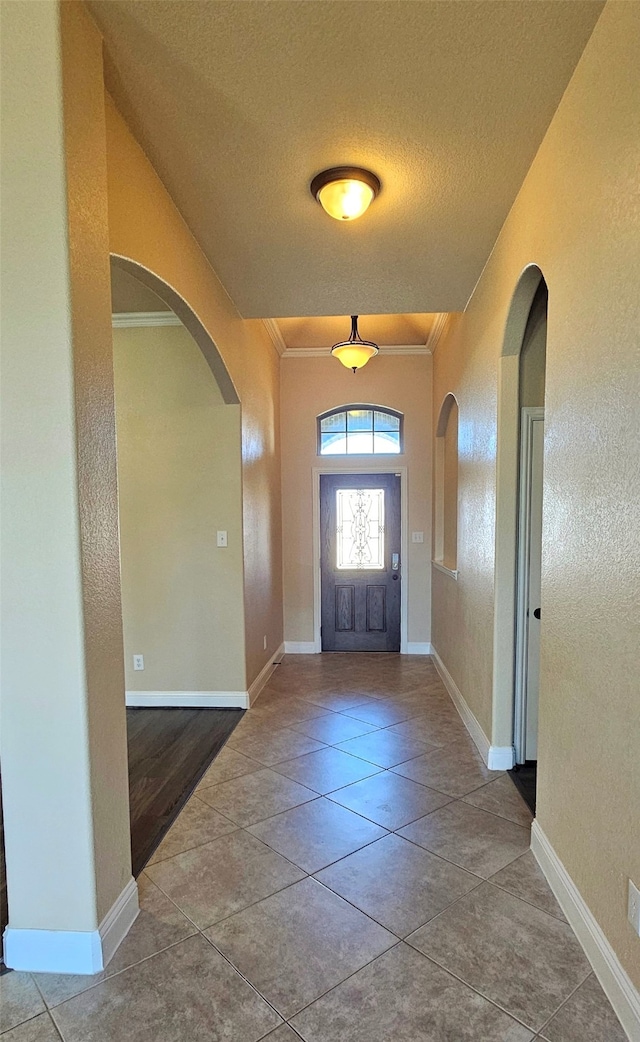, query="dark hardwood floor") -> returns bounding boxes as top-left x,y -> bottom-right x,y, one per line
127,706 -> 243,875
0,706 -> 243,959
508,761 -> 537,814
